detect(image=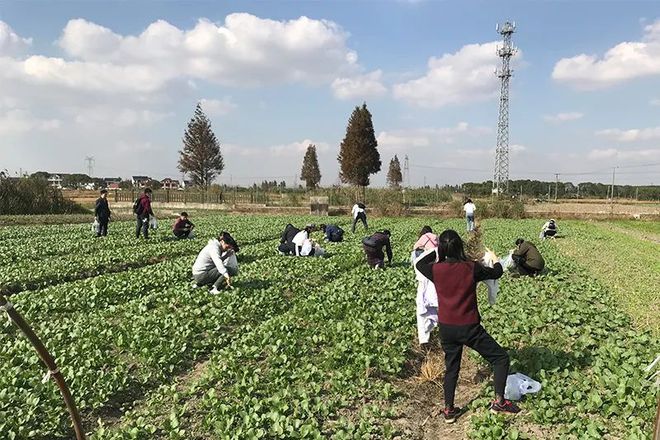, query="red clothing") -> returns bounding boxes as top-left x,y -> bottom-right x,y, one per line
173,218 -> 193,231
138,195 -> 153,217
432,261 -> 480,325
